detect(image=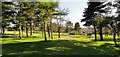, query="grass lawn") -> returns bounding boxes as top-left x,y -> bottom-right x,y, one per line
1,31 -> 120,56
